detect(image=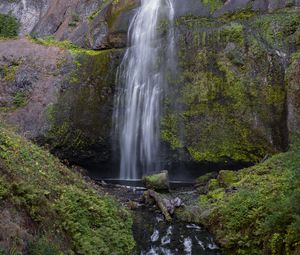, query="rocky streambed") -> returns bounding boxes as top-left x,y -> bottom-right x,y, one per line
100,182 -> 221,255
